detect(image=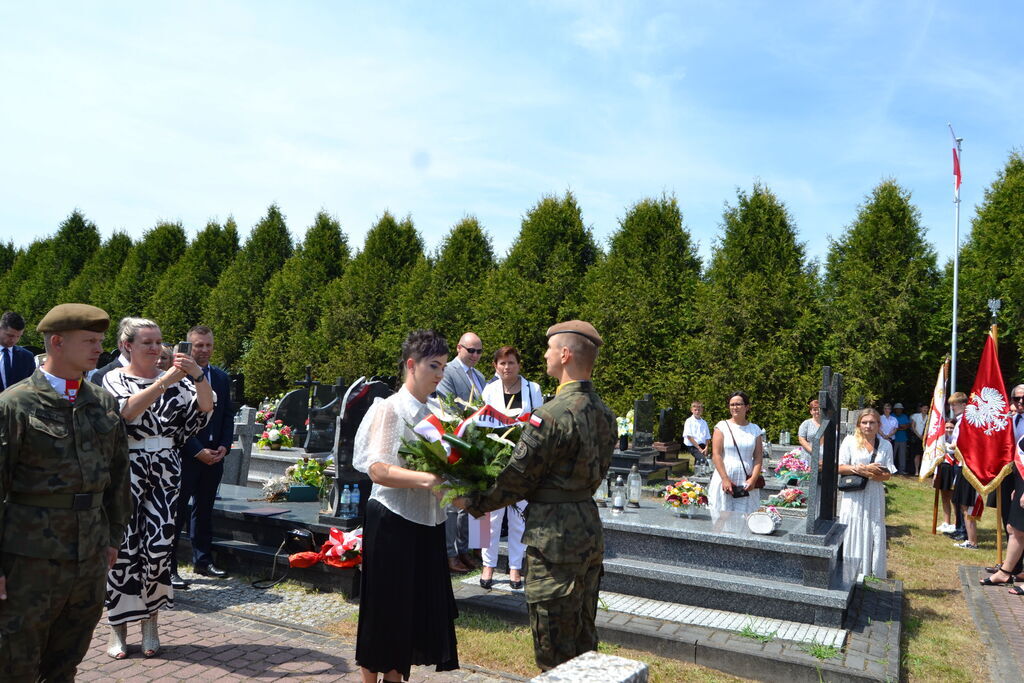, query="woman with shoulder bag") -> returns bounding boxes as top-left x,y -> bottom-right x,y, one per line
838,408 -> 896,579
708,391 -> 764,516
